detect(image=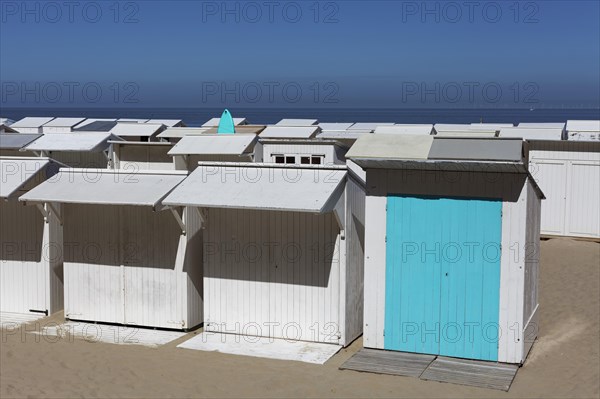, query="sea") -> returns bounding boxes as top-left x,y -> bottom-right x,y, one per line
2,107 -> 599,127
